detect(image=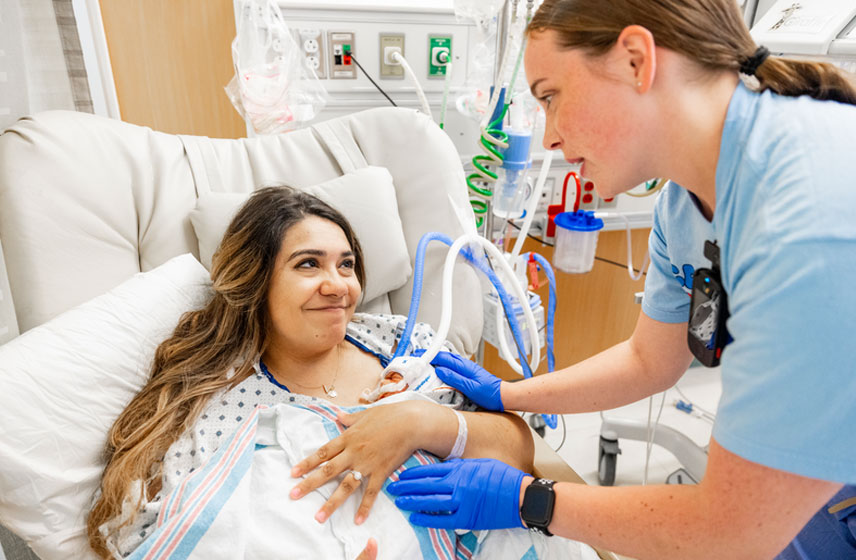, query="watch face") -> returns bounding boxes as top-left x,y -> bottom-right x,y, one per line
522,484 -> 553,524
